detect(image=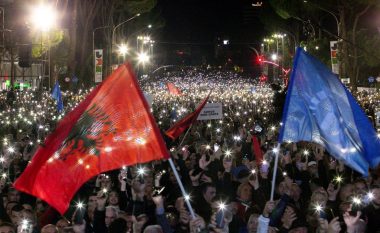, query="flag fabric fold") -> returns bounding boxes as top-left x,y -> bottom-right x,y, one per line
52,81 -> 64,112
279,47 -> 380,175
165,93 -> 210,140
166,82 -> 182,95
14,63 -> 170,214
252,136 -> 263,163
